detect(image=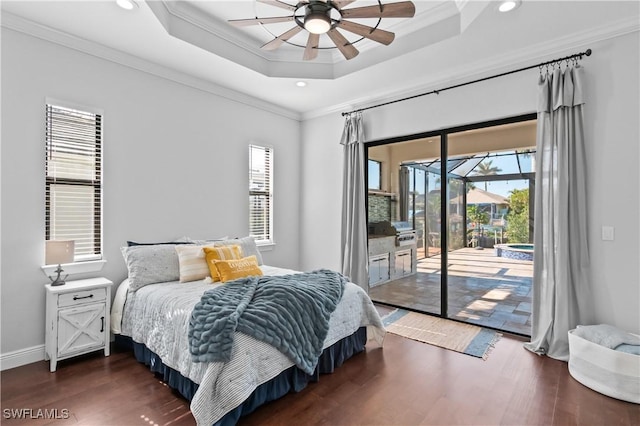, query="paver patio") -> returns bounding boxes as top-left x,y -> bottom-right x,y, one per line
369,247 -> 533,335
